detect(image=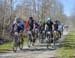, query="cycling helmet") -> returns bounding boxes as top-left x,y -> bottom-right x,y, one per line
29,17 -> 33,20
46,18 -> 52,22
15,16 -> 20,21
55,20 -> 60,24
